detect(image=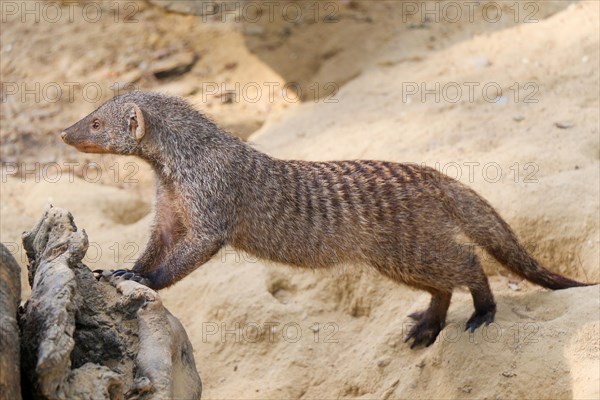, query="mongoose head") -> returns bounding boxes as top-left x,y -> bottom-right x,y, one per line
61,93 -> 149,155
62,91 -> 222,160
